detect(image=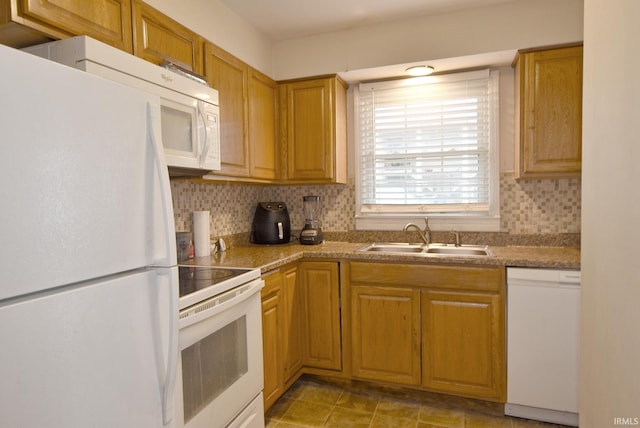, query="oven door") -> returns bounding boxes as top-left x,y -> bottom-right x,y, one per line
175,278 -> 264,428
